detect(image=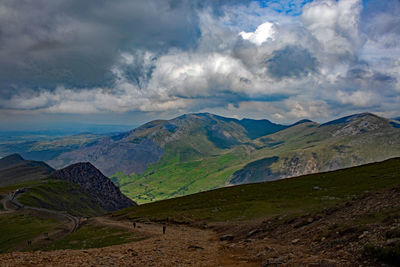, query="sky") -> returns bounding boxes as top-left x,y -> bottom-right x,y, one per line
0,0 -> 399,130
